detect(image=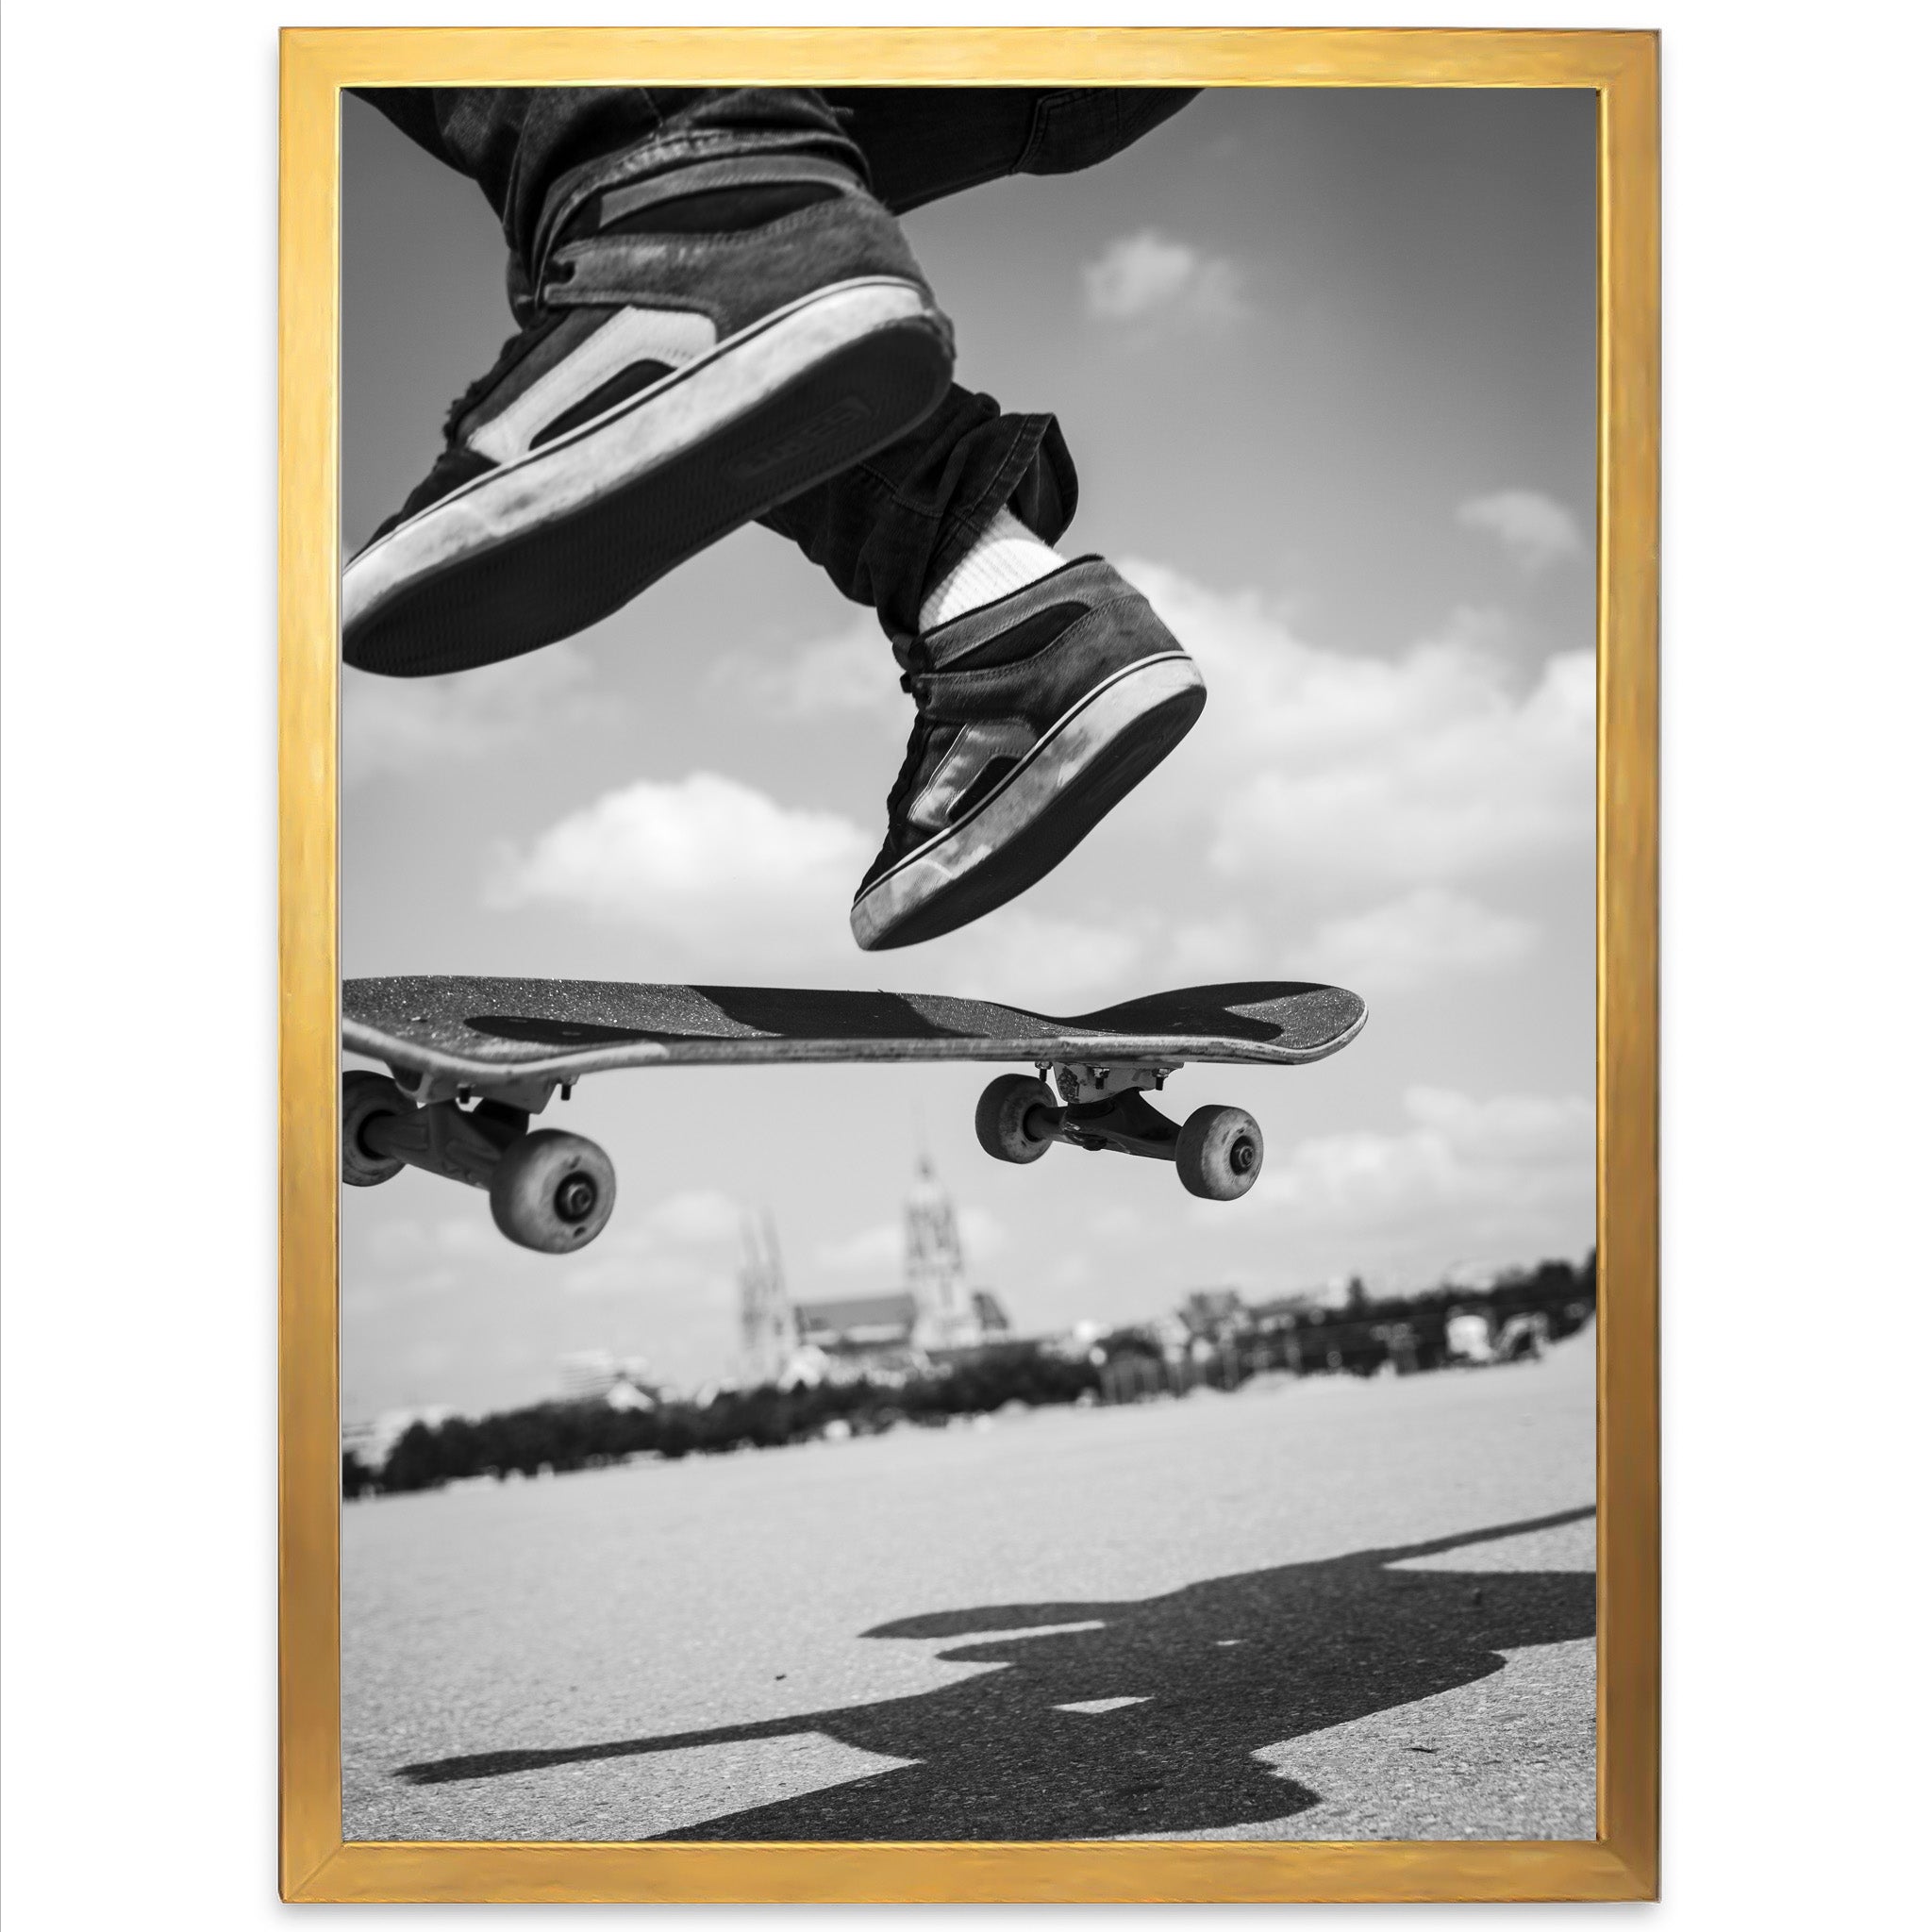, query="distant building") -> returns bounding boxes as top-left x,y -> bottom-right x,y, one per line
341,1405 -> 455,1472
793,1291 -> 925,1382
791,1152 -> 1011,1377
1245,1292 -> 1324,1334
738,1211 -> 795,1387
904,1153 -> 978,1349
1179,1289 -> 1246,1341
971,1290 -> 1012,1340
557,1349 -> 656,1405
